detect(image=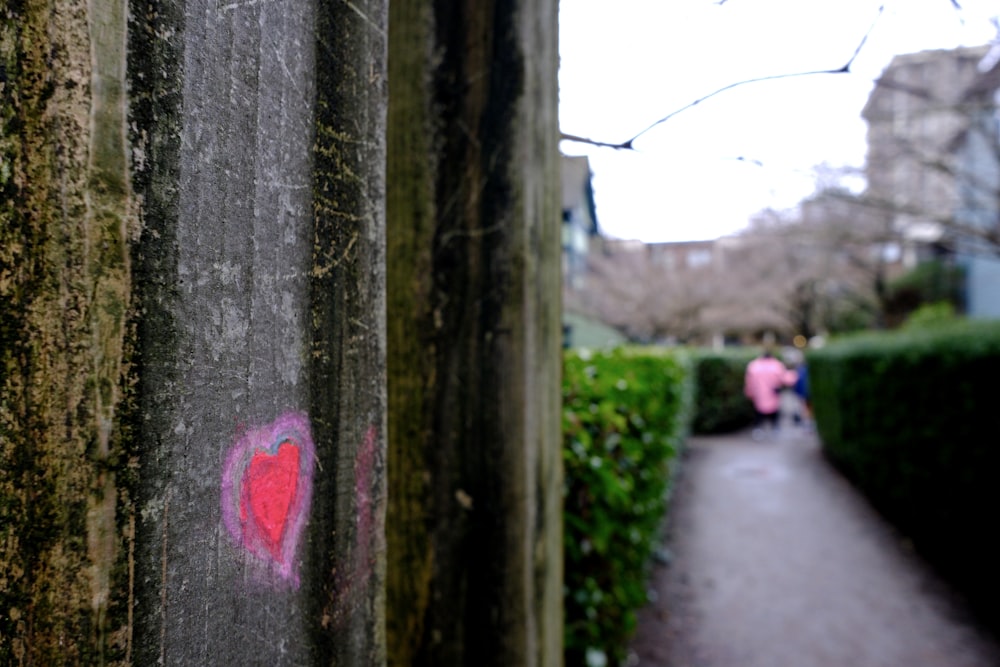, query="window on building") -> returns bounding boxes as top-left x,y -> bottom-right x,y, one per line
687,249 -> 712,268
